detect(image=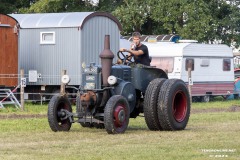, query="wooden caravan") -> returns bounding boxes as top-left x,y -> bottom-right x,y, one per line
0,14 -> 18,87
